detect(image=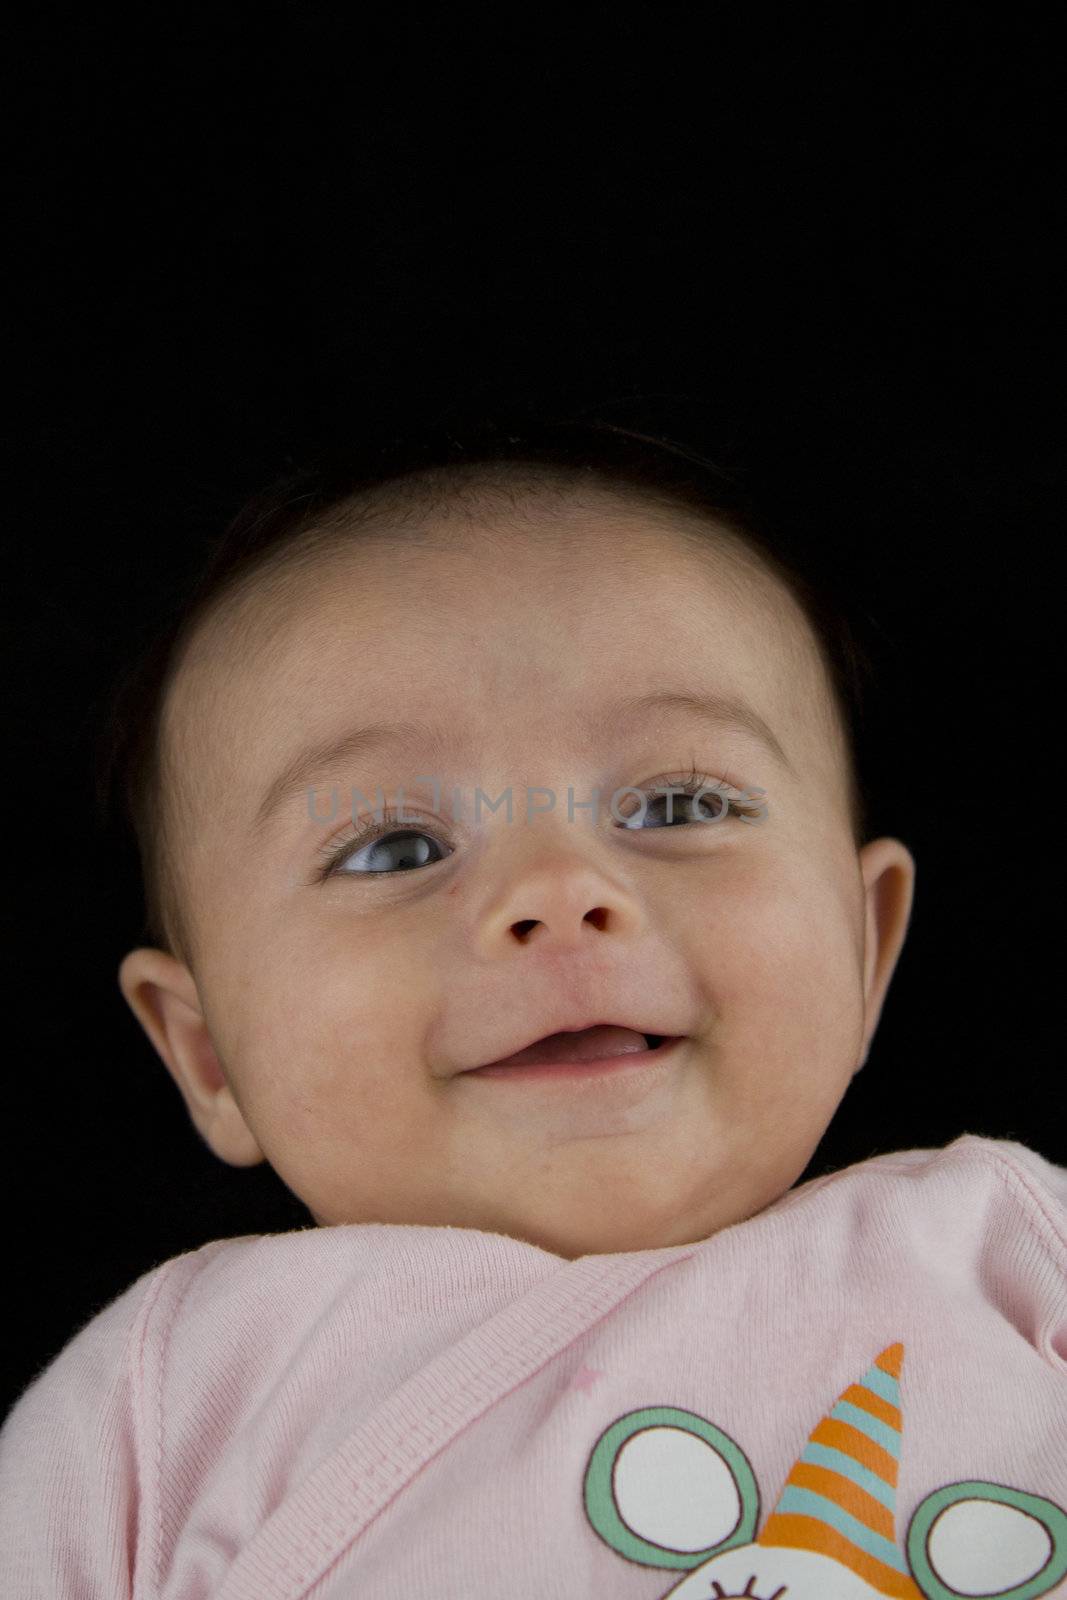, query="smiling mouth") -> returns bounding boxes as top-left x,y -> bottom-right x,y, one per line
480,1024 -> 662,1069
463,1031 -> 682,1081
